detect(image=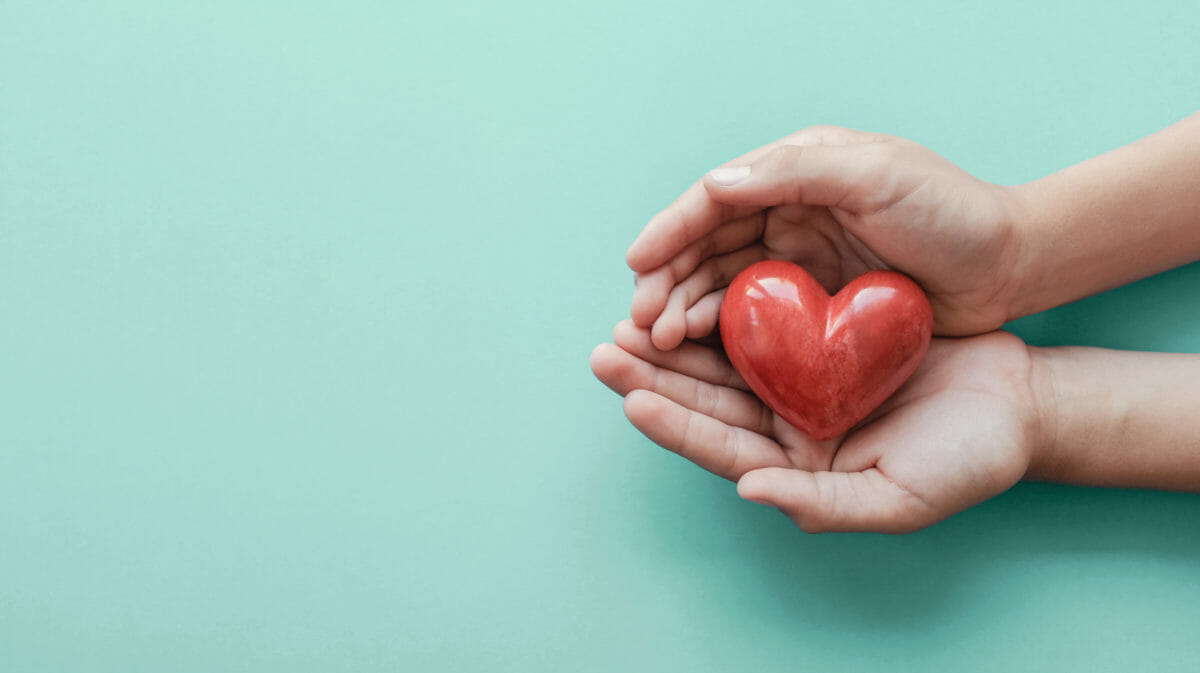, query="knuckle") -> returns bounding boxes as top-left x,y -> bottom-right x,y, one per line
767,144 -> 806,168
720,430 -> 741,477
758,404 -> 773,435
862,139 -> 902,165
699,383 -> 720,415
799,124 -> 846,142
676,413 -> 697,458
